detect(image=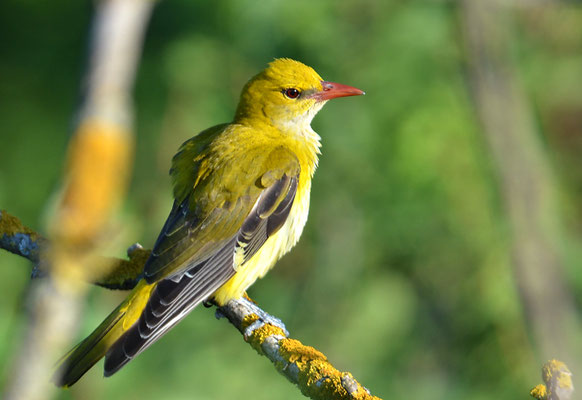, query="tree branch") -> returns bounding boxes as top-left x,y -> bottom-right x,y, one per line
0,209 -> 45,264
0,209 -> 382,400
0,209 -> 148,289
530,359 -> 574,400
217,298 -> 380,400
